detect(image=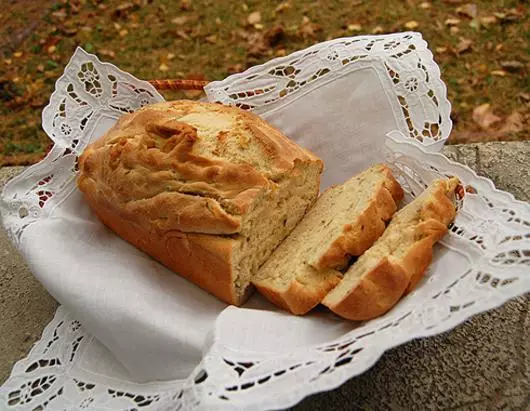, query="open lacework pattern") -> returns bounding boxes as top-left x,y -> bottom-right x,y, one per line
1,43 -> 529,410
205,32 -> 451,147
0,48 -> 163,245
